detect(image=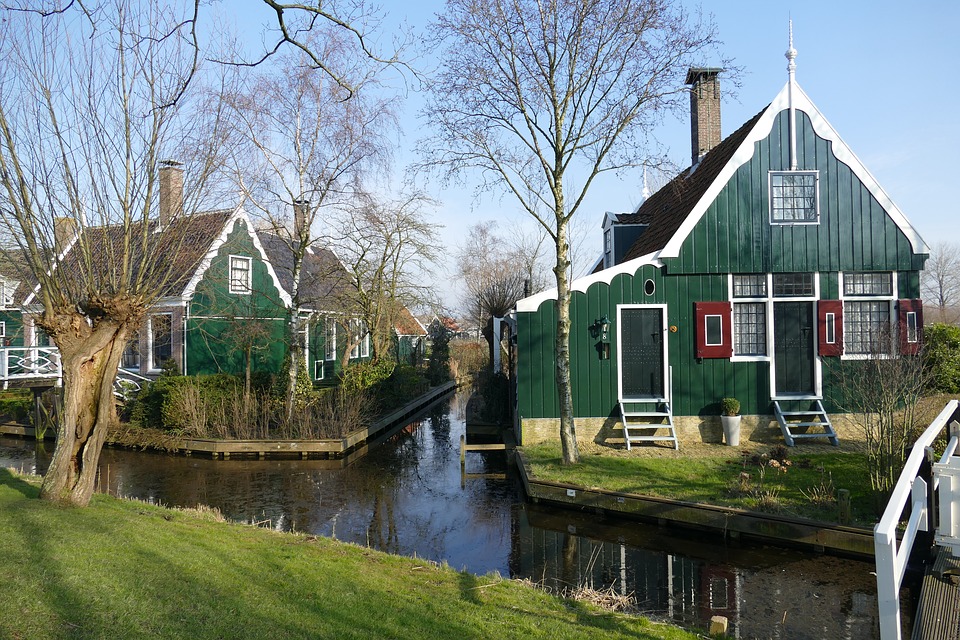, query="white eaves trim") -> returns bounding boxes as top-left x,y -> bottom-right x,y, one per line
659,81 -> 929,258
180,205 -> 293,308
516,251 -> 663,313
